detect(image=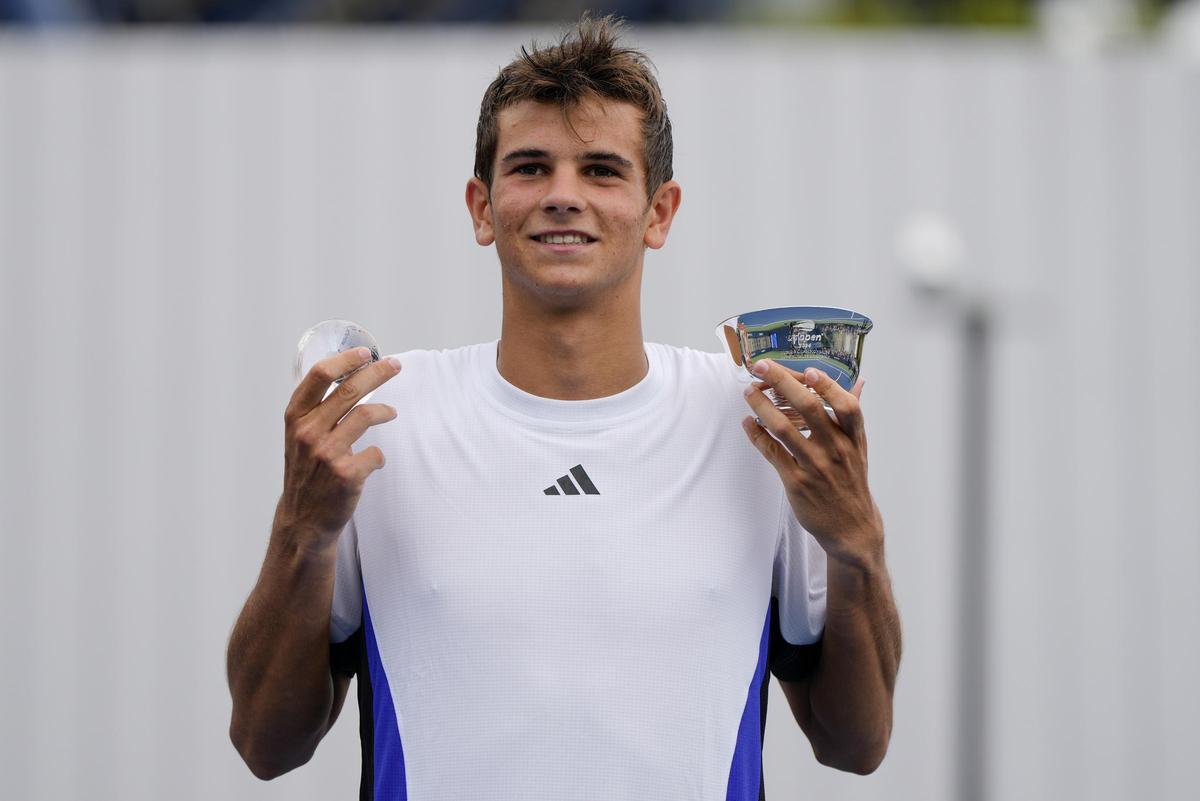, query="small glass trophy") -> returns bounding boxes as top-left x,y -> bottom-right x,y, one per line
295,319 -> 382,405
715,306 -> 873,430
